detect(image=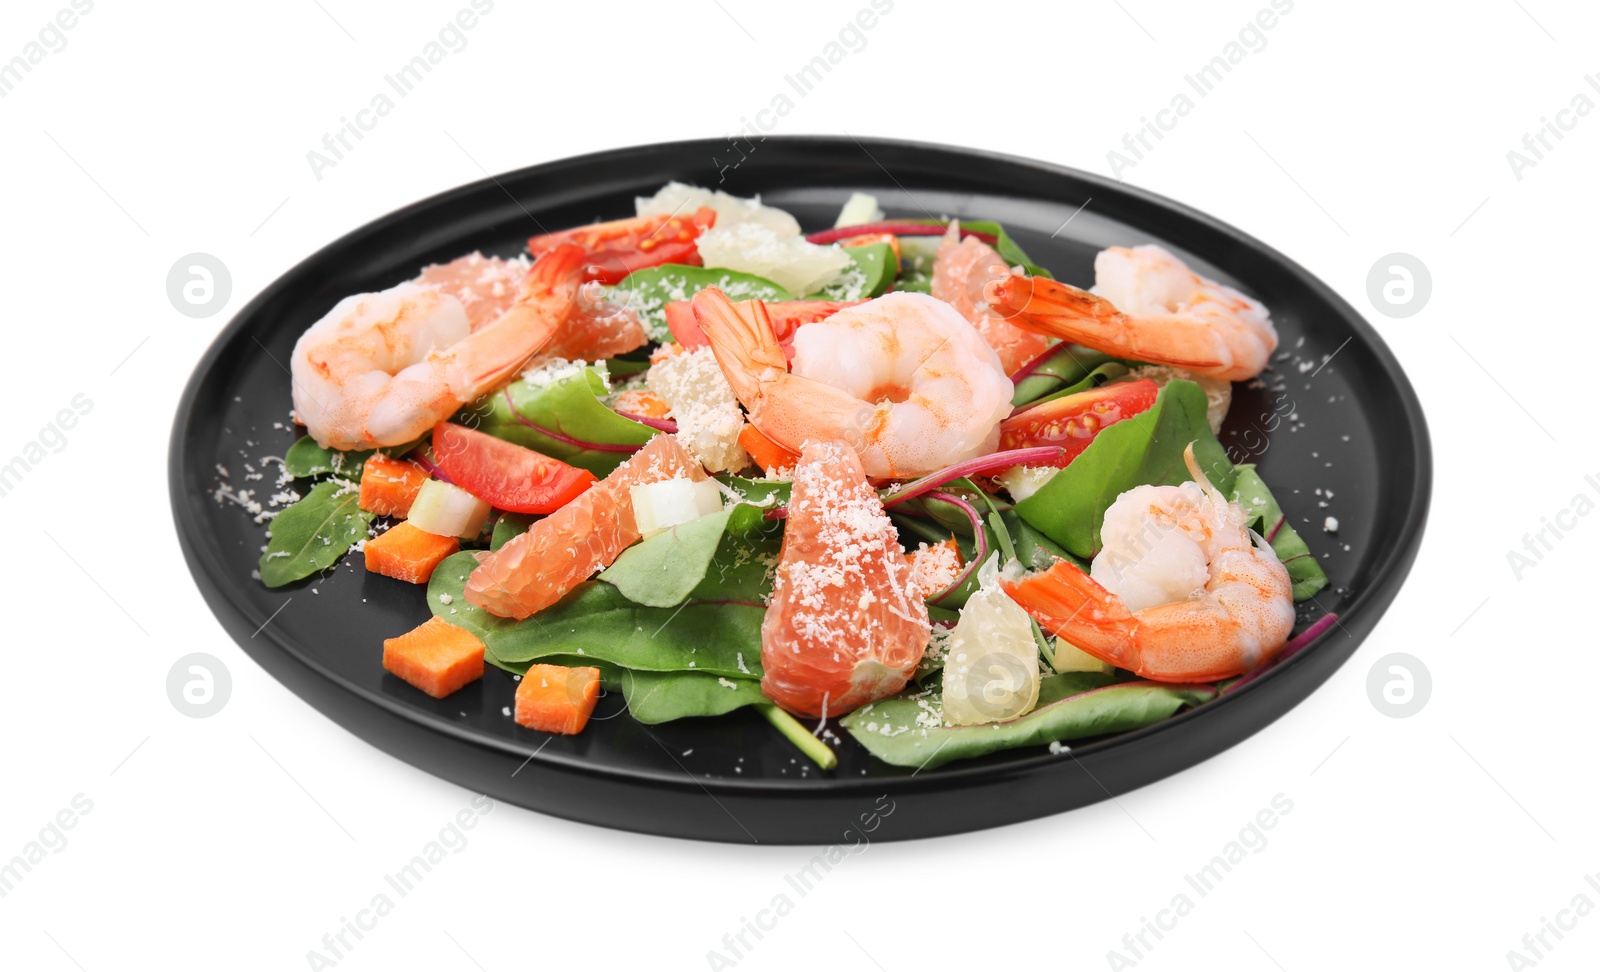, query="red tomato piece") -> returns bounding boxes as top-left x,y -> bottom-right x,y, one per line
999,379 -> 1160,467
527,207 -> 716,285
431,422 -> 597,514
